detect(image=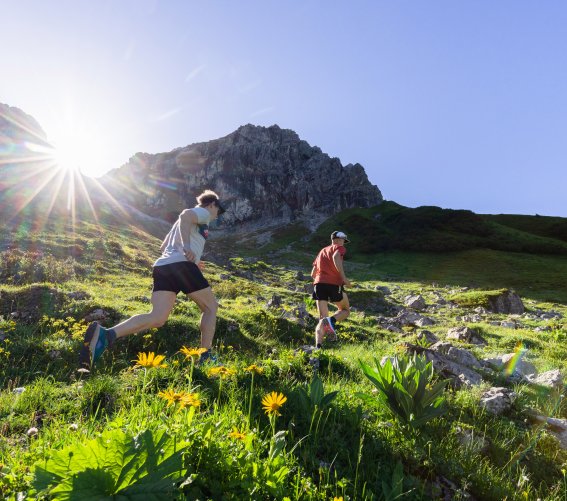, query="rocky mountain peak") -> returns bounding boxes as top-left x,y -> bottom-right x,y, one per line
104,124 -> 383,228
